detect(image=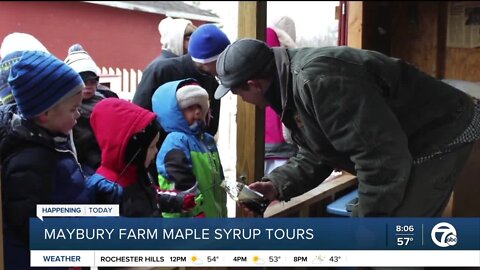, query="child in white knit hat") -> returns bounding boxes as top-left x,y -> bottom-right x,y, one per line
64,43 -> 117,176
0,32 -> 49,59
152,78 -> 227,218
0,32 -> 49,105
